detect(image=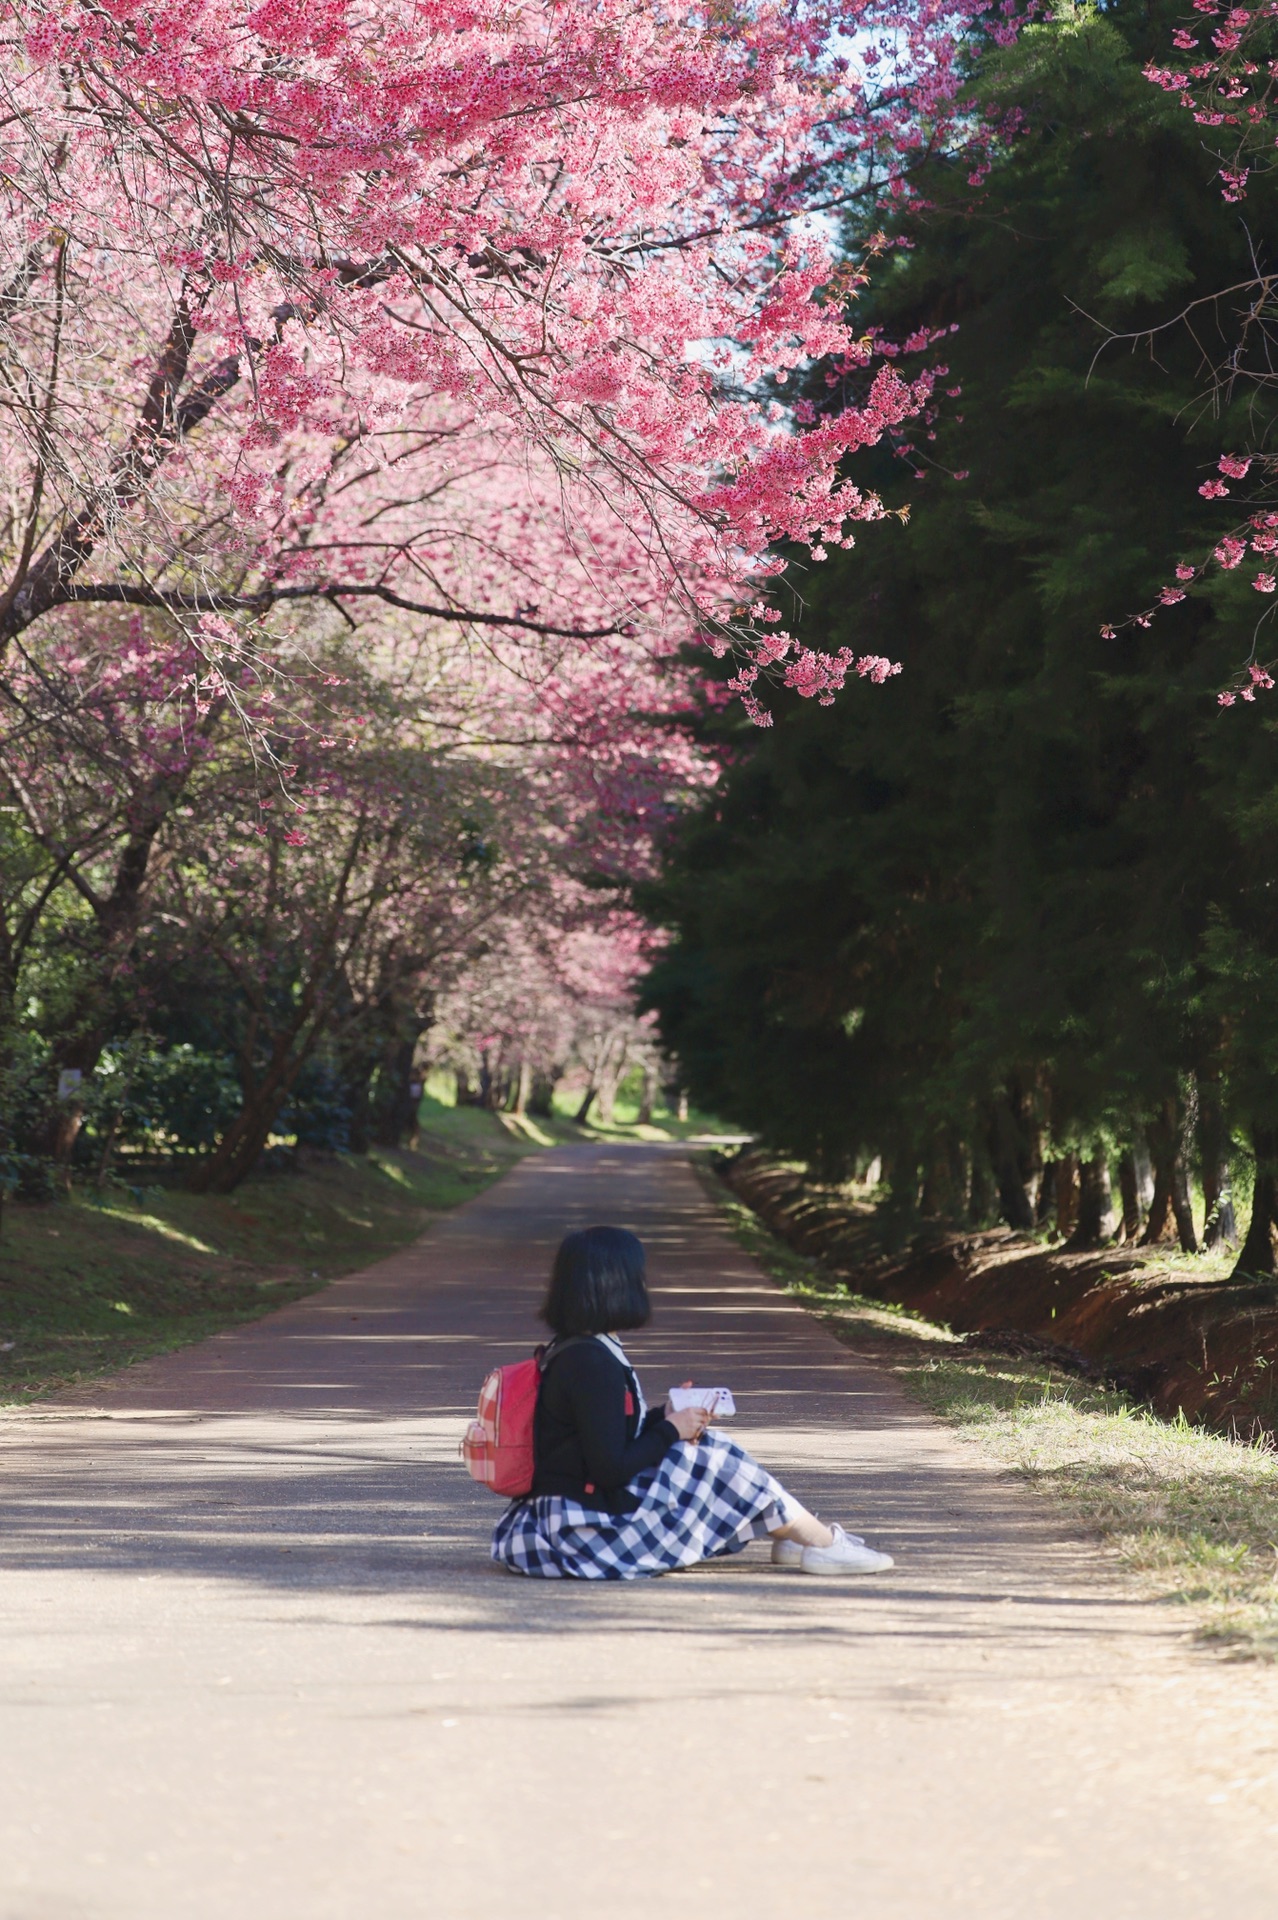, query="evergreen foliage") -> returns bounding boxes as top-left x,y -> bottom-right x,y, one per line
644,0 -> 1278,1266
